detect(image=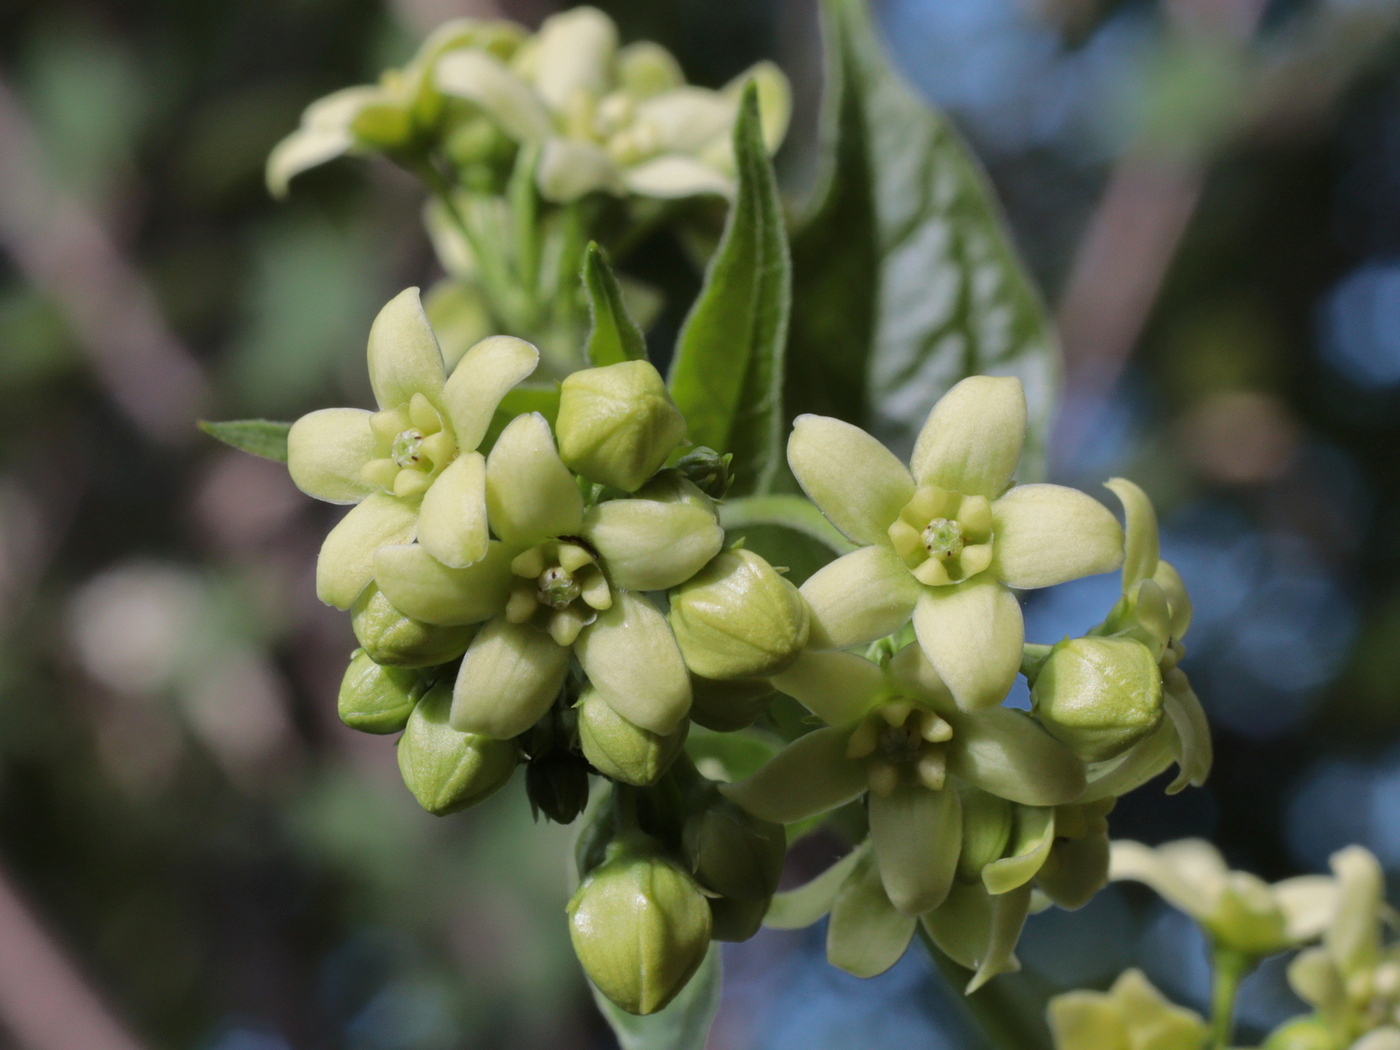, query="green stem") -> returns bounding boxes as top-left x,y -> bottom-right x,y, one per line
918,929 -> 1051,1050
1209,945 -> 1251,1049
